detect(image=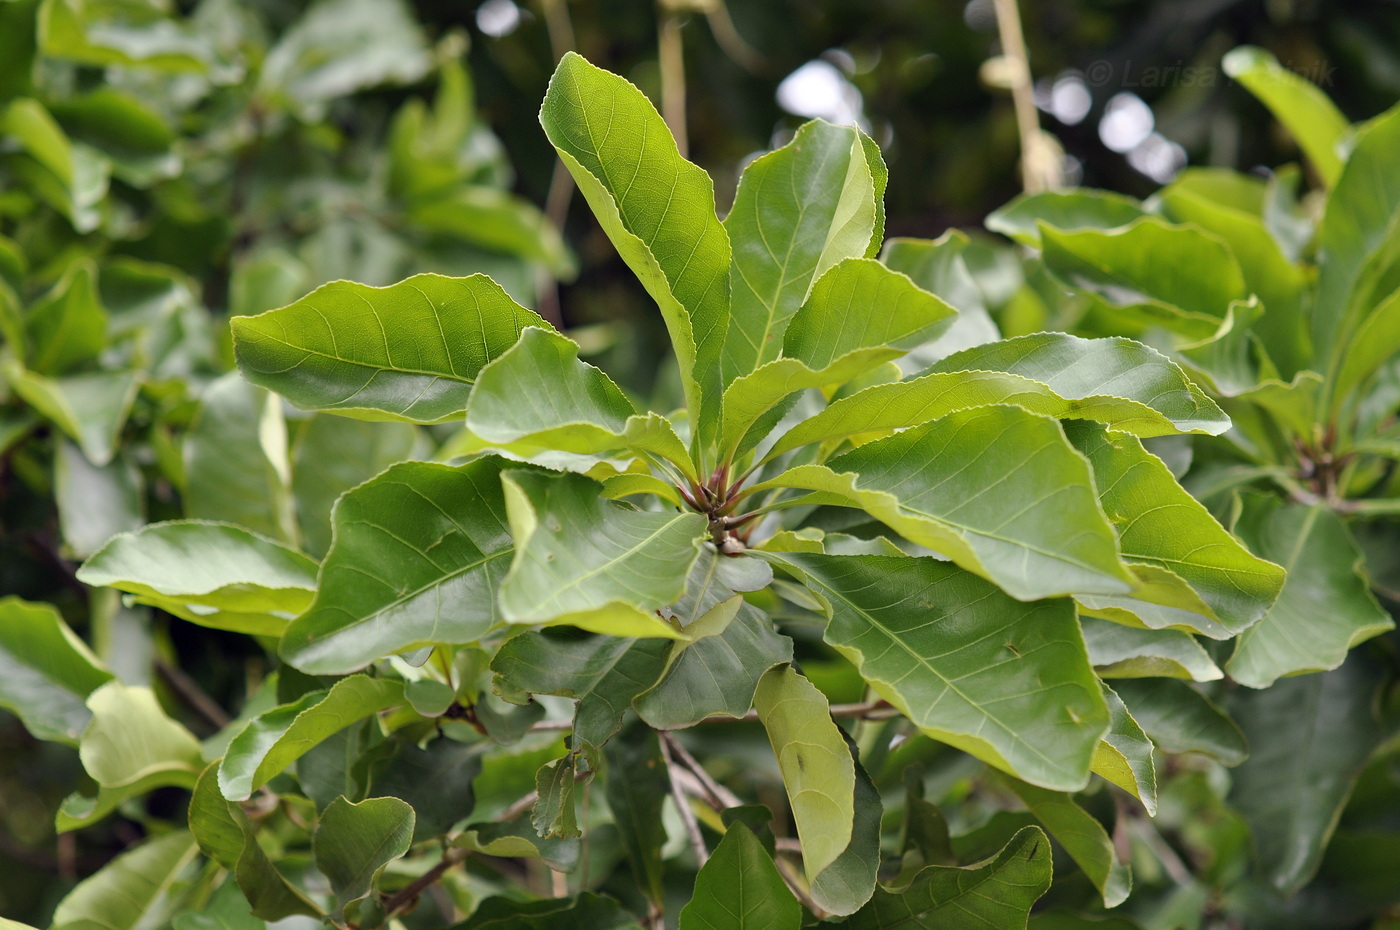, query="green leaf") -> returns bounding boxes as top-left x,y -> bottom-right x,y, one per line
533,755 -> 580,838
1065,422 -> 1285,638
291,414 -> 418,559
1226,497 -> 1391,688
259,0 -> 431,119
678,822 -> 800,930
58,681 -> 203,831
78,521 -> 318,637
1003,776 -> 1131,908
49,831 -> 199,930
880,232 -> 1000,367
218,675 -> 404,801
757,407 -> 1133,600
184,372 -> 297,545
499,470 -> 704,637
491,629 -> 670,750
456,812 -> 580,873
1222,46 -> 1349,188
48,88 -> 179,188
281,458 -> 516,674
1040,218 -> 1245,336
1333,284 -> 1400,408
55,440 -> 143,560
231,273 -> 548,423
454,893 -> 644,929
754,665 -> 879,915
1227,653 -> 1386,893
189,763 -> 321,920
605,722 -> 669,905
314,795 -> 415,919
1176,298 -> 1279,396
721,119 -> 882,382
540,52 -> 730,449
408,187 -> 576,279
774,554 -> 1109,791
0,596 -> 112,744
4,363 -> 139,466
38,0 -> 229,74
721,258 -> 955,457
1313,105 -> 1400,362
1091,684 -> 1156,815
171,877 -> 270,930
366,736 -> 483,841
1110,679 -> 1246,765
24,260 -> 105,375
830,826 -> 1052,930
986,189 -> 1147,246
1080,617 -> 1221,682
0,97 -> 109,231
